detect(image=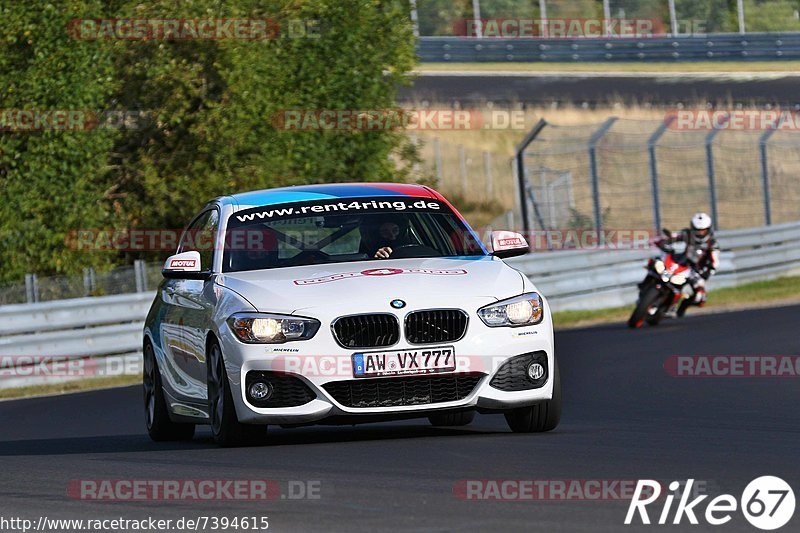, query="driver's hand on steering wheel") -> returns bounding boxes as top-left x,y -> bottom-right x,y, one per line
374,247 -> 392,259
